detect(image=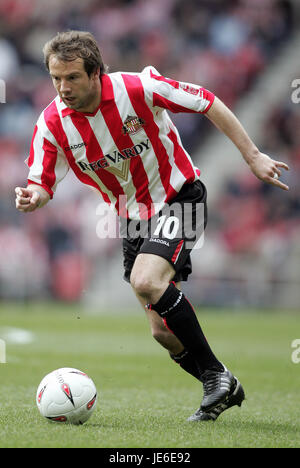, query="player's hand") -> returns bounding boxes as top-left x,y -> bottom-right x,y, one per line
249,153 -> 289,191
15,187 -> 41,212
